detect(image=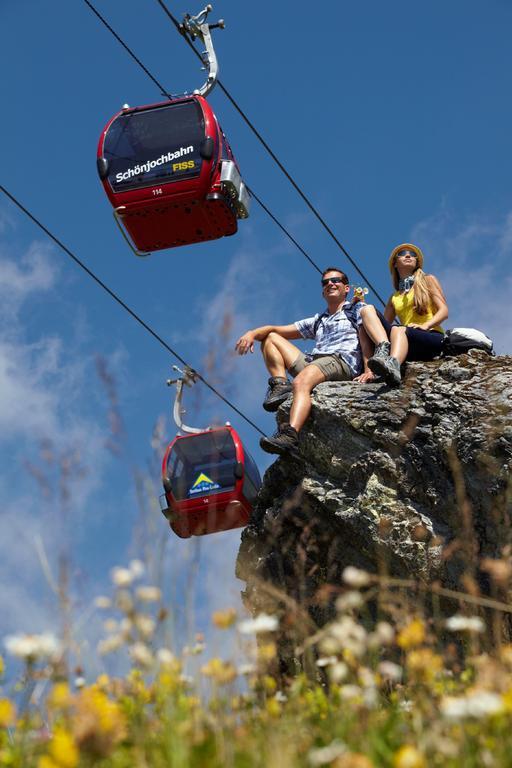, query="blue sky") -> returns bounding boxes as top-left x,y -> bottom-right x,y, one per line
1,0 -> 511,665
